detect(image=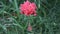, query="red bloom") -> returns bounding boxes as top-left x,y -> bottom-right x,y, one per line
20,0 -> 37,16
